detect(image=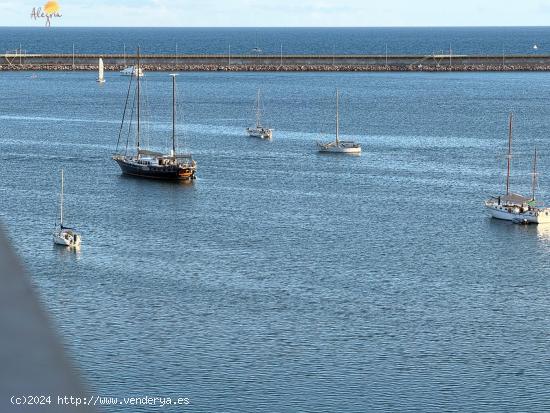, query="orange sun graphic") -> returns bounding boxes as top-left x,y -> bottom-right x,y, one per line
43,1 -> 60,14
